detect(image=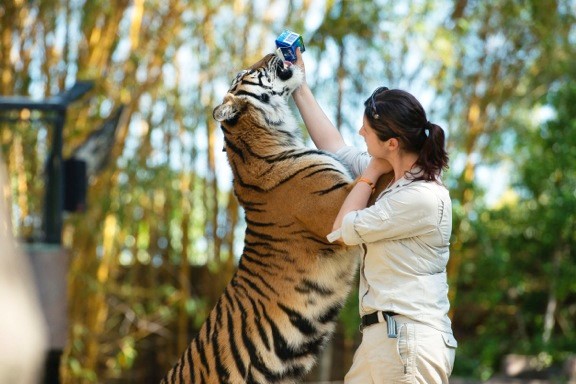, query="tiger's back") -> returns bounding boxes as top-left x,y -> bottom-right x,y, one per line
161,54 -> 360,384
